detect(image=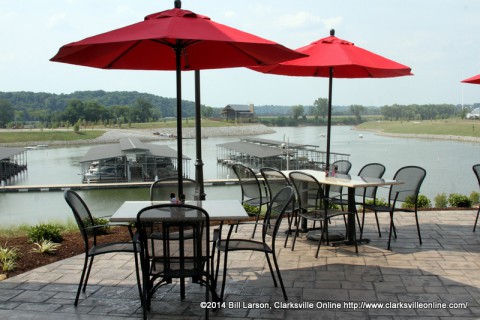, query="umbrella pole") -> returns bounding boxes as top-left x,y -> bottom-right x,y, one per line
326,67 -> 333,171
194,70 -> 206,200
175,46 -> 183,196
